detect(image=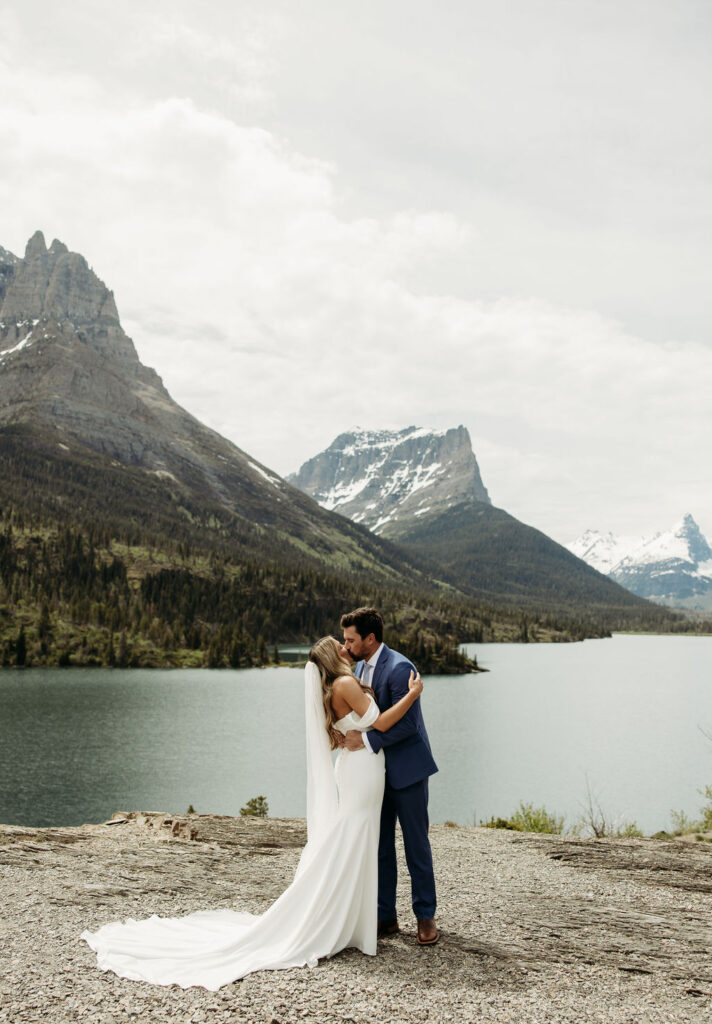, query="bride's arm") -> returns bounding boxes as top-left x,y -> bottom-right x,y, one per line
371,670 -> 422,730
333,673 -> 423,731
